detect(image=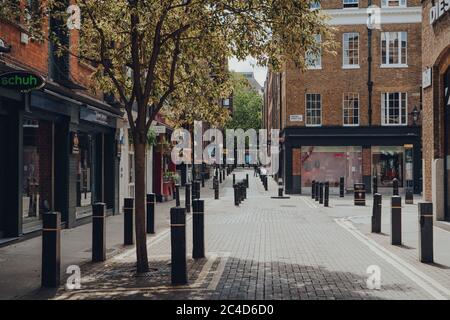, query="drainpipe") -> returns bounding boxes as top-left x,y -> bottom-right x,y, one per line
367,0 -> 373,126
